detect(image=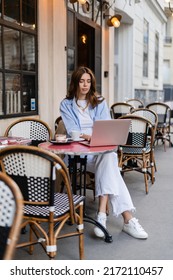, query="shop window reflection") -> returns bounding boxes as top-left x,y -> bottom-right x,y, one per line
4,28 -> 20,70
0,73 -> 3,115
0,26 -> 2,68
4,0 -> 20,24
5,74 -> 21,114
22,33 -> 35,71
22,0 -> 36,29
